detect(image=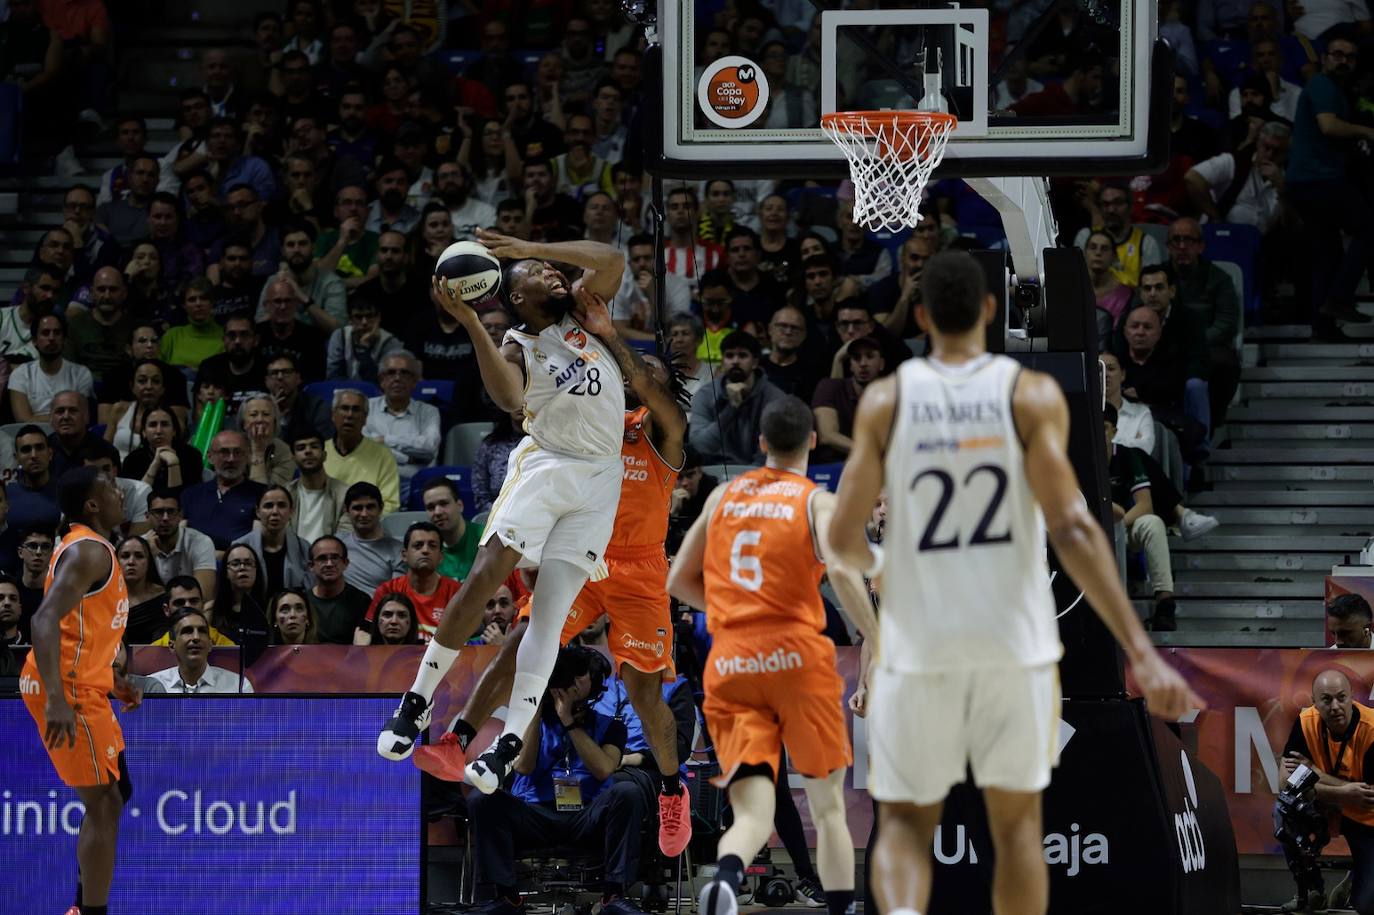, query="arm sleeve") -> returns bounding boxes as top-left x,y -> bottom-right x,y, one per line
1142,235 -> 1164,269
326,329 -> 346,379
472,445 -> 493,509
1206,267 -> 1240,349
1190,153 -> 1234,195
363,580 -> 392,623
688,386 -> 726,462
376,450 -> 401,514
75,365 -> 95,397
190,530 -> 217,572
1283,716 -> 1311,760
601,718 -> 628,753
318,274 -> 349,326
